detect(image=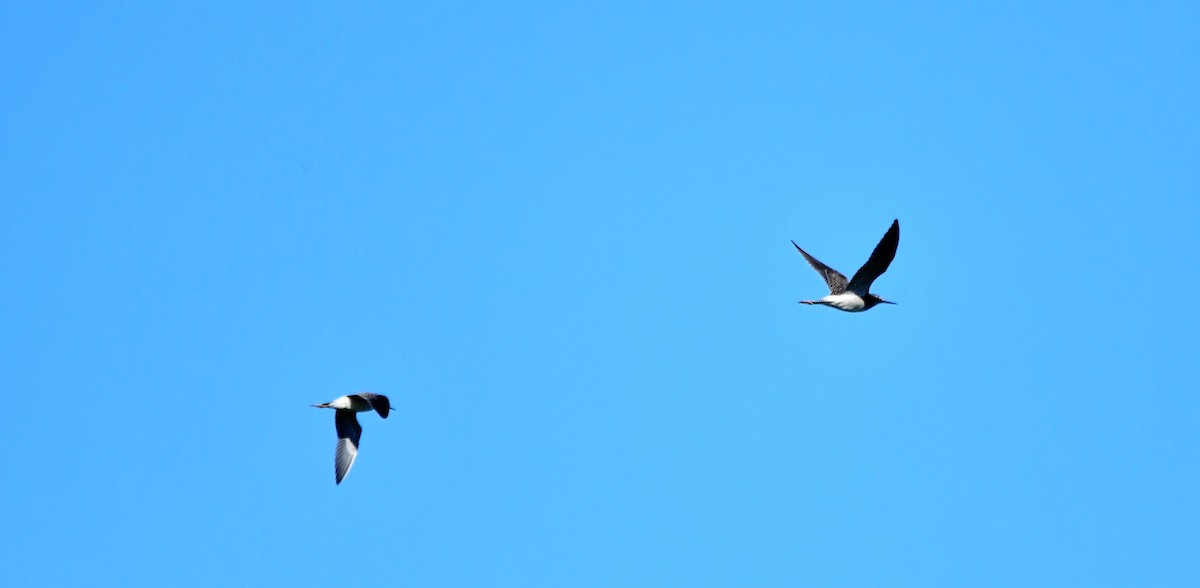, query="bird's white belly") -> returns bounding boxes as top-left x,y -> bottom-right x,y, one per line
328,395 -> 373,411
822,293 -> 866,312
